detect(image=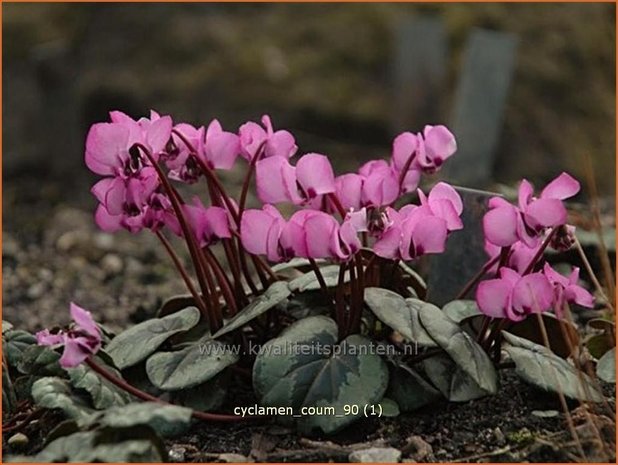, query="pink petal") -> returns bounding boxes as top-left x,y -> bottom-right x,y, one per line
565,284 -> 594,308
512,272 -> 554,314
518,179 -> 534,210
476,279 -> 511,318
541,172 -> 580,200
391,132 -> 419,172
85,123 -> 130,176
256,156 -> 299,204
373,226 -> 402,260
91,178 -> 116,206
303,213 -> 339,259
488,196 -> 512,209
240,209 -> 279,256
206,131 -> 240,170
296,153 -> 336,199
408,215 -> 448,256
239,121 -> 267,161
59,338 -> 93,368
362,169 -> 400,207
483,205 -> 519,247
266,130 -> 297,159
336,174 -> 363,211
427,198 -> 463,231
524,198 -> 567,228
146,115 -> 172,155
400,168 -> 421,193
94,204 -> 123,232
98,177 -> 126,216
428,182 -> 463,215
70,303 -> 100,339
422,125 -> 457,167
359,159 -> 390,177
36,329 -> 66,347
542,263 -> 570,288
